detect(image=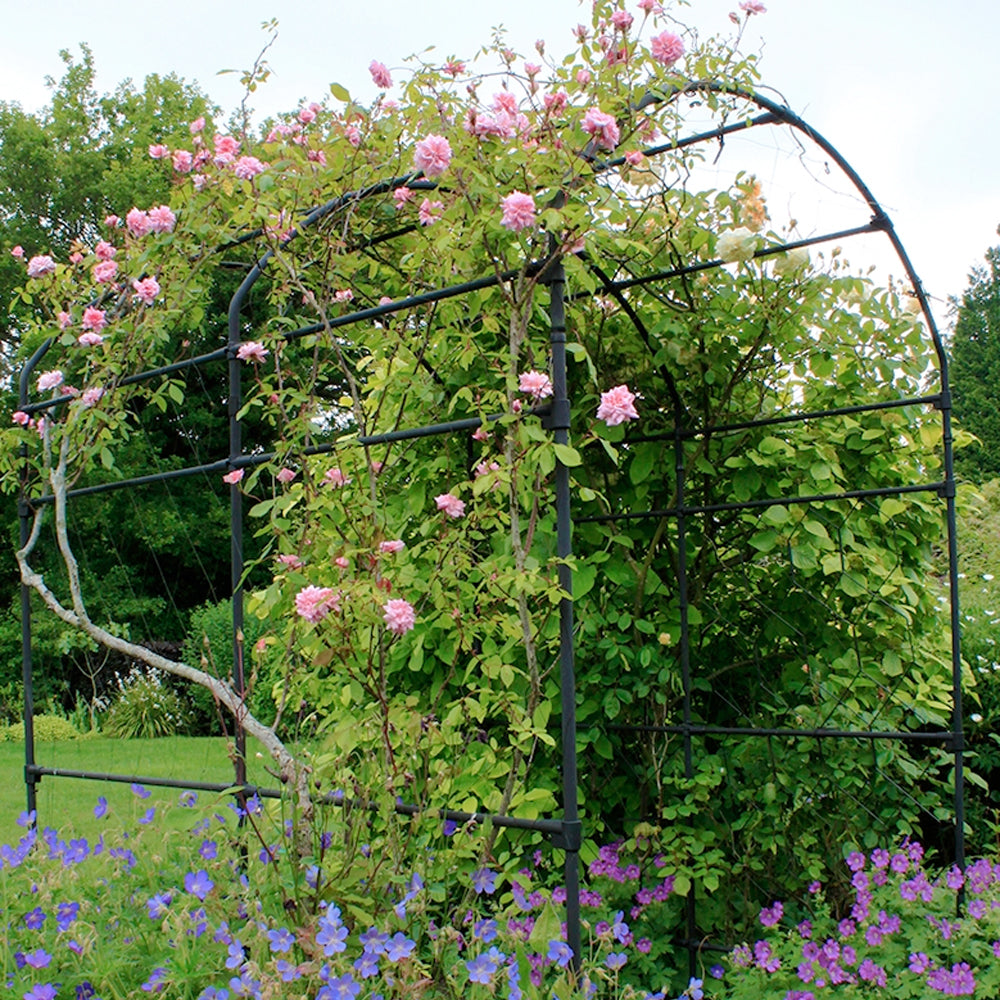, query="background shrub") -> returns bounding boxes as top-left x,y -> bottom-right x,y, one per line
103,667 -> 192,739
2,713 -> 82,742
